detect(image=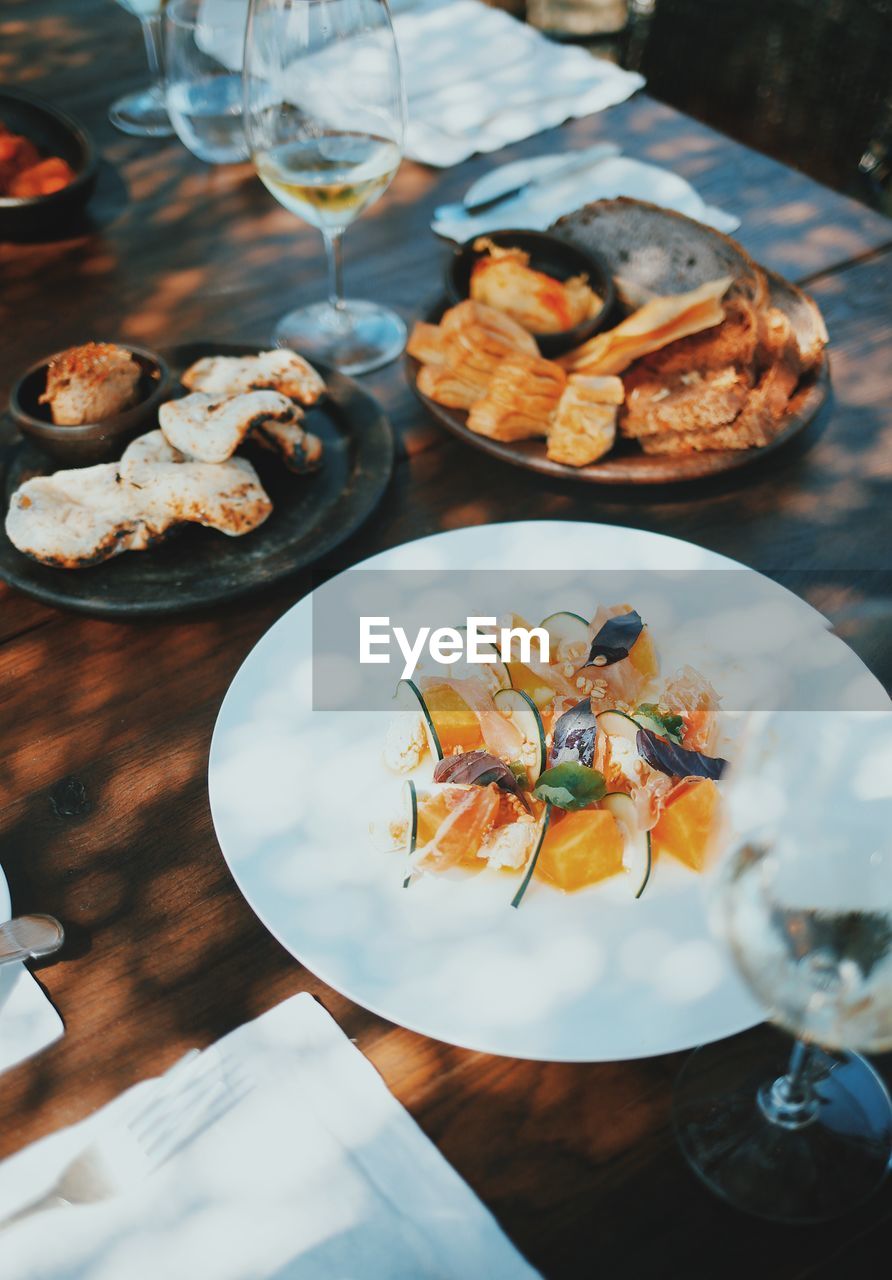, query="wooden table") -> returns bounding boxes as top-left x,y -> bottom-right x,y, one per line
2,4 -> 892,1275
